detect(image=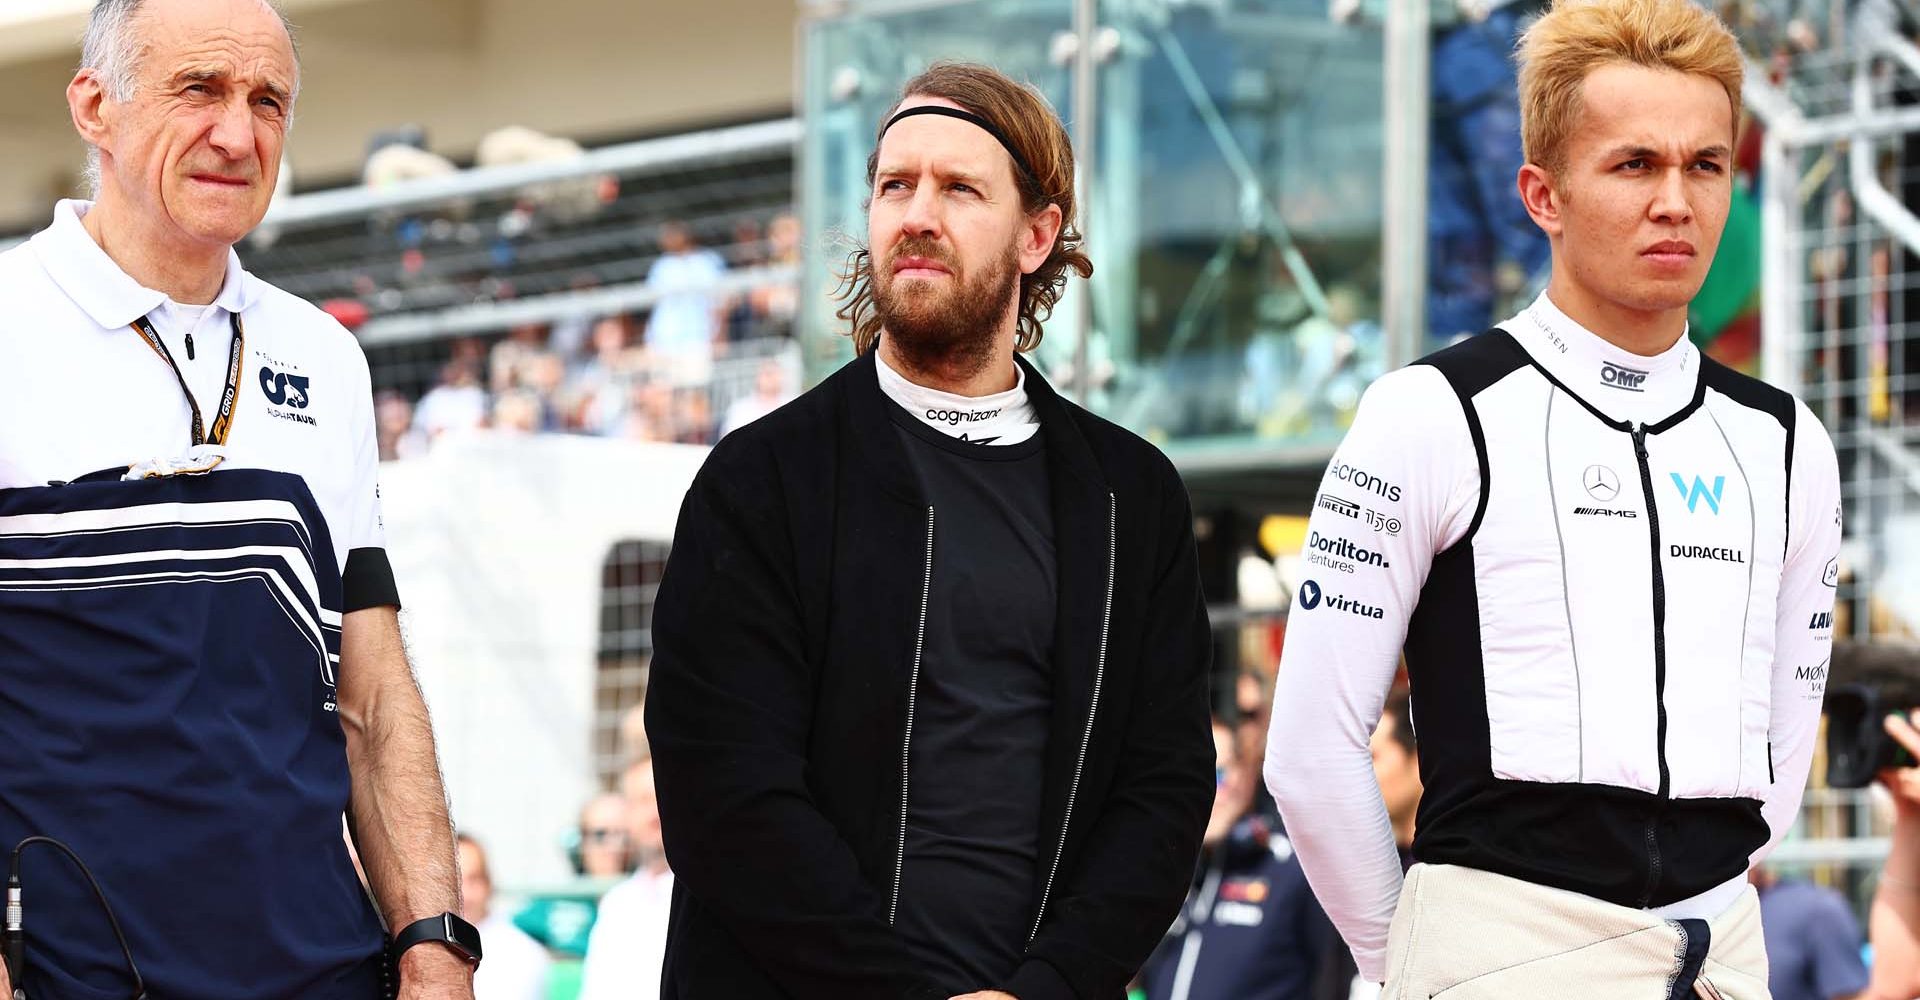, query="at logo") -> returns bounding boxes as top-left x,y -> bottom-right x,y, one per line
259,367 -> 311,409
1669,473 -> 1725,514
1601,362 -> 1649,391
